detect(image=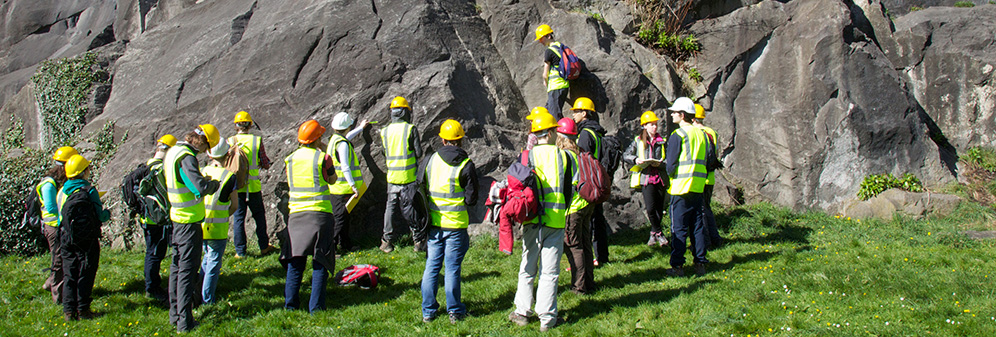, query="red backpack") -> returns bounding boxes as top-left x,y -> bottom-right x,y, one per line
502,152 -> 540,223
335,264 -> 380,289
577,151 -> 611,204
551,43 -> 583,80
